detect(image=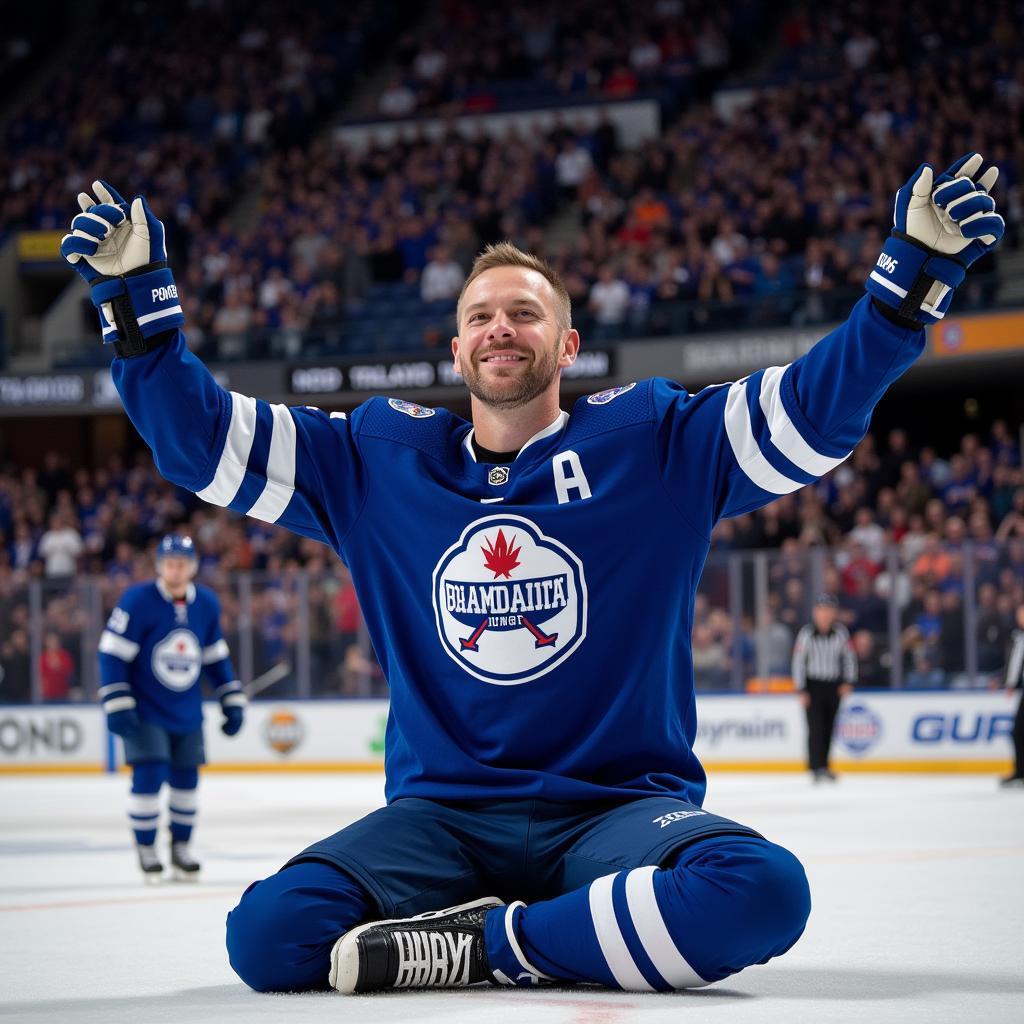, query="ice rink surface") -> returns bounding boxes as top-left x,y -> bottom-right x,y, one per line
1,771 -> 1022,1024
